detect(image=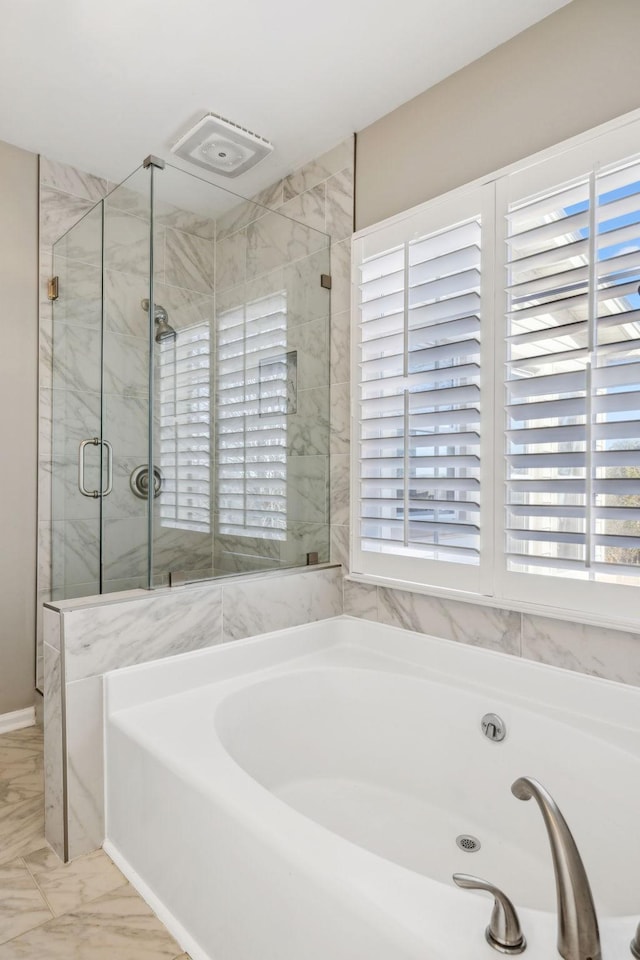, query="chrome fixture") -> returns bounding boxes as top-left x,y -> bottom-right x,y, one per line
453,873 -> 526,954
456,834 -> 481,853
130,464 -> 163,500
511,777 -> 600,960
78,438 -> 113,498
481,713 -> 506,742
142,155 -> 165,170
141,299 -> 177,342
630,921 -> 640,958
